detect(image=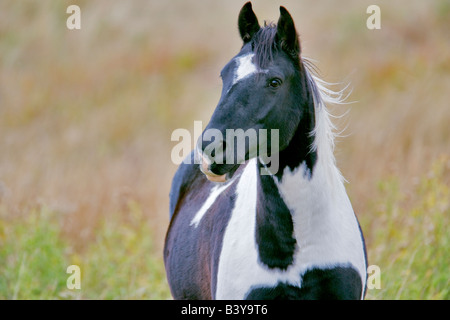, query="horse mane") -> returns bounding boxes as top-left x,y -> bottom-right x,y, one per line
304,59 -> 350,185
